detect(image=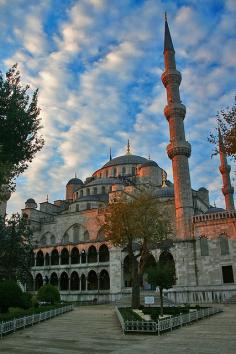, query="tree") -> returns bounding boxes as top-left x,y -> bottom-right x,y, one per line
0,214 -> 33,284
147,262 -> 175,316
0,64 -> 44,197
37,284 -> 60,304
209,97 -> 236,163
104,191 -> 172,308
